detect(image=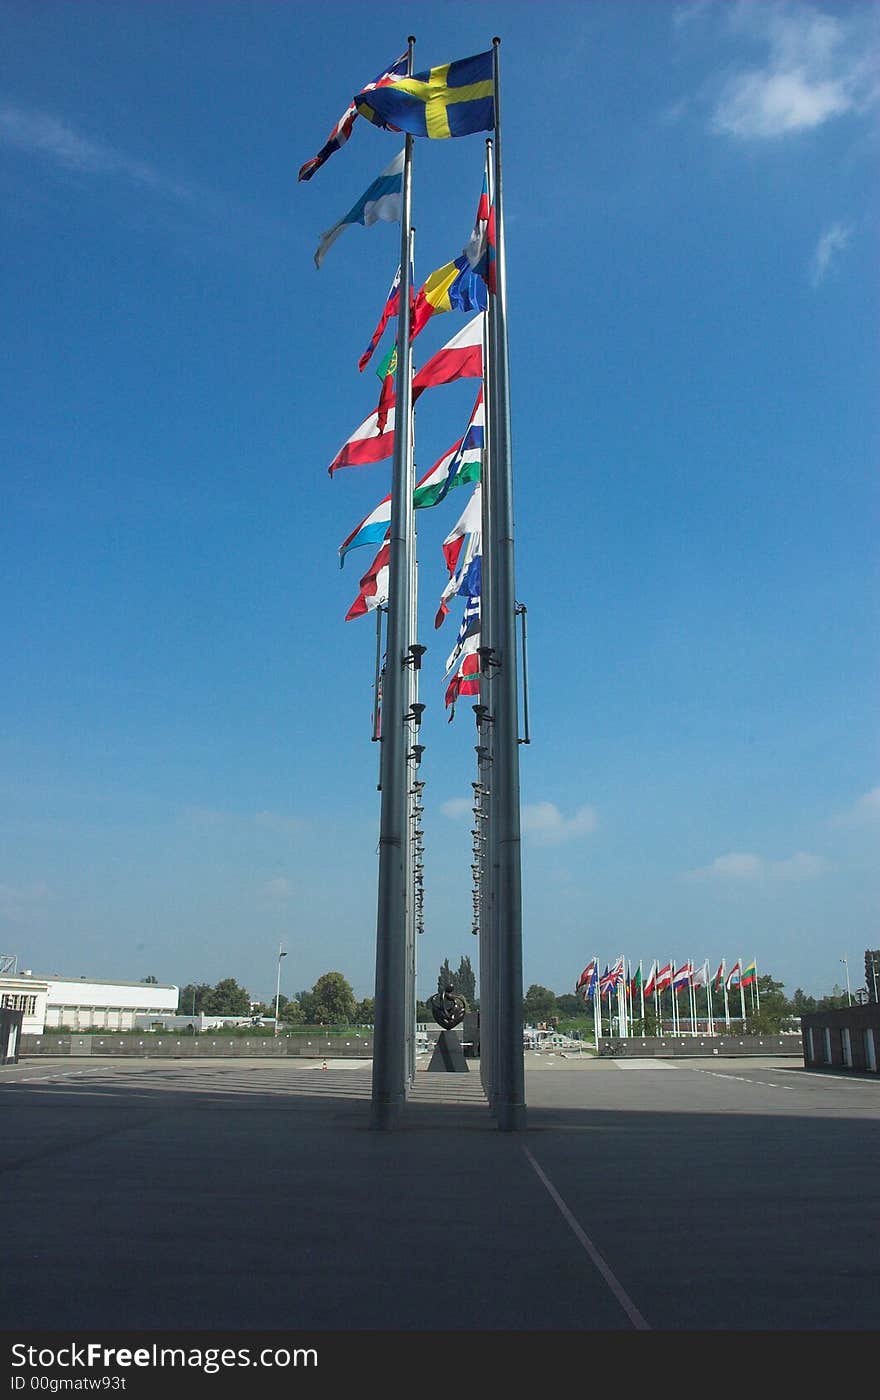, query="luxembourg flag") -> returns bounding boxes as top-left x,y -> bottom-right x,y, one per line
672,960 -> 692,993
726,959 -> 742,991
338,493 -> 391,567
